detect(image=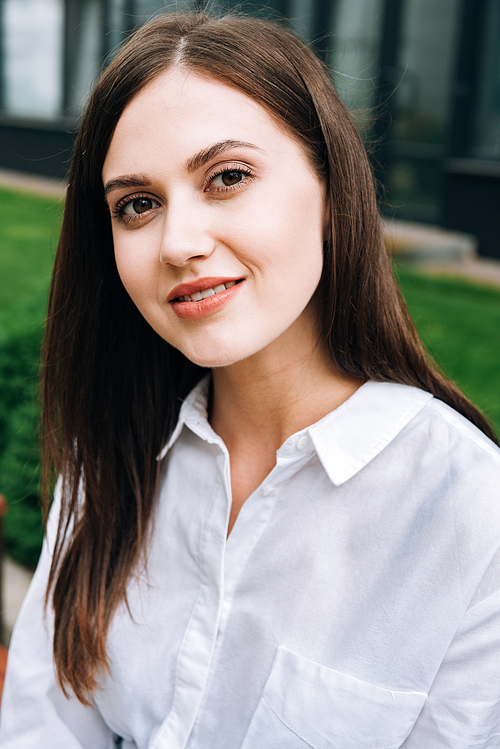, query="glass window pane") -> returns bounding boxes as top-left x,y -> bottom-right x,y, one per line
2,0 -> 63,118
134,0 -> 193,24
329,0 -> 384,116
288,0 -> 316,41
387,0 -> 460,215
393,0 -> 460,147
66,0 -> 103,114
471,0 -> 500,160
